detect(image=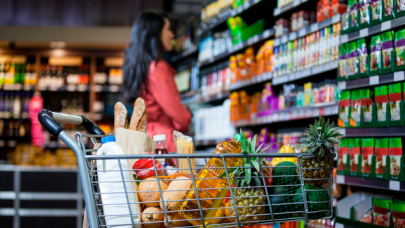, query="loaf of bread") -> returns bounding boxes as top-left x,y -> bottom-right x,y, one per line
129,98 -> 146,131
136,112 -> 147,132
114,102 -> 127,129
